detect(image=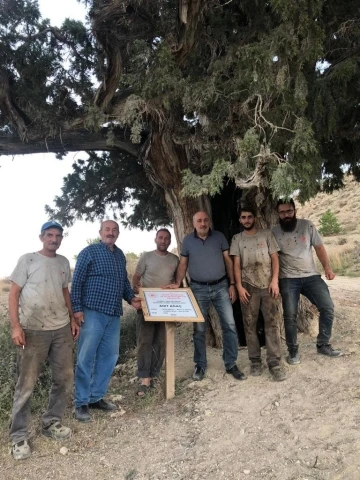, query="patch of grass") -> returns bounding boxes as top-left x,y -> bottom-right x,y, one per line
124,469 -> 137,480
326,251 -> 352,276
119,309 -> 138,363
